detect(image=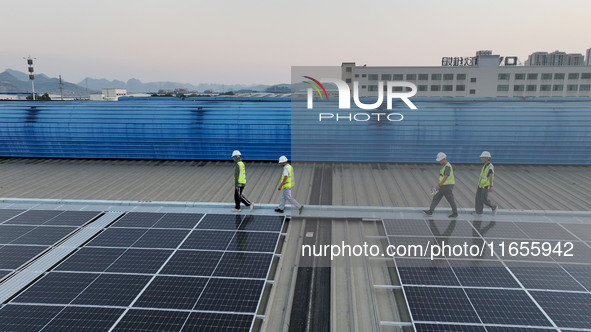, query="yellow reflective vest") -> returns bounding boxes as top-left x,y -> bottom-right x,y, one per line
439,162 -> 455,185
237,161 -> 246,184
282,164 -> 294,188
